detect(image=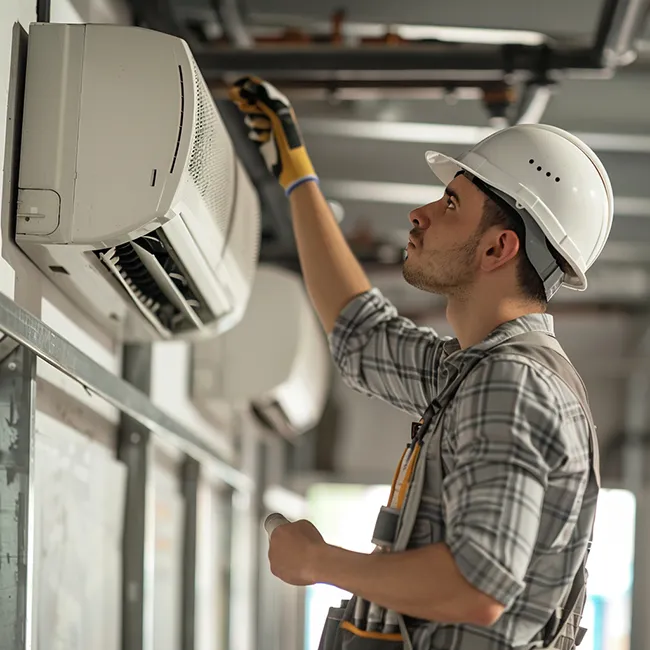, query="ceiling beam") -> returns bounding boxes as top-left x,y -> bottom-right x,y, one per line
300,118 -> 650,154
318,179 -> 650,219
